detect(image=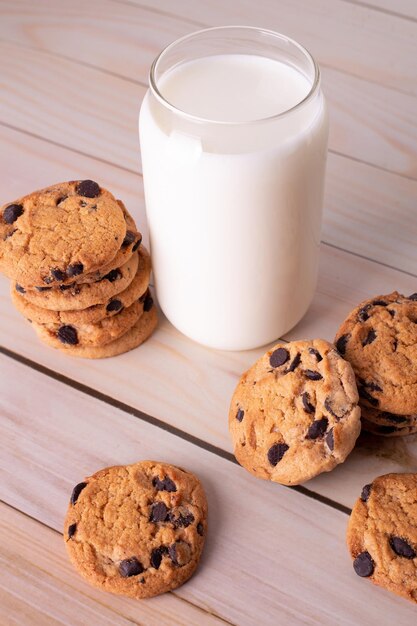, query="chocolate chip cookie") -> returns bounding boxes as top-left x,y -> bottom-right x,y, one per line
229,339 -> 361,486
12,247 -> 150,325
32,299 -> 144,350
347,473 -> 417,603
335,292 -> 417,415
361,404 -> 417,437
15,251 -> 140,311
64,460 -> 207,598
0,181 -> 128,288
